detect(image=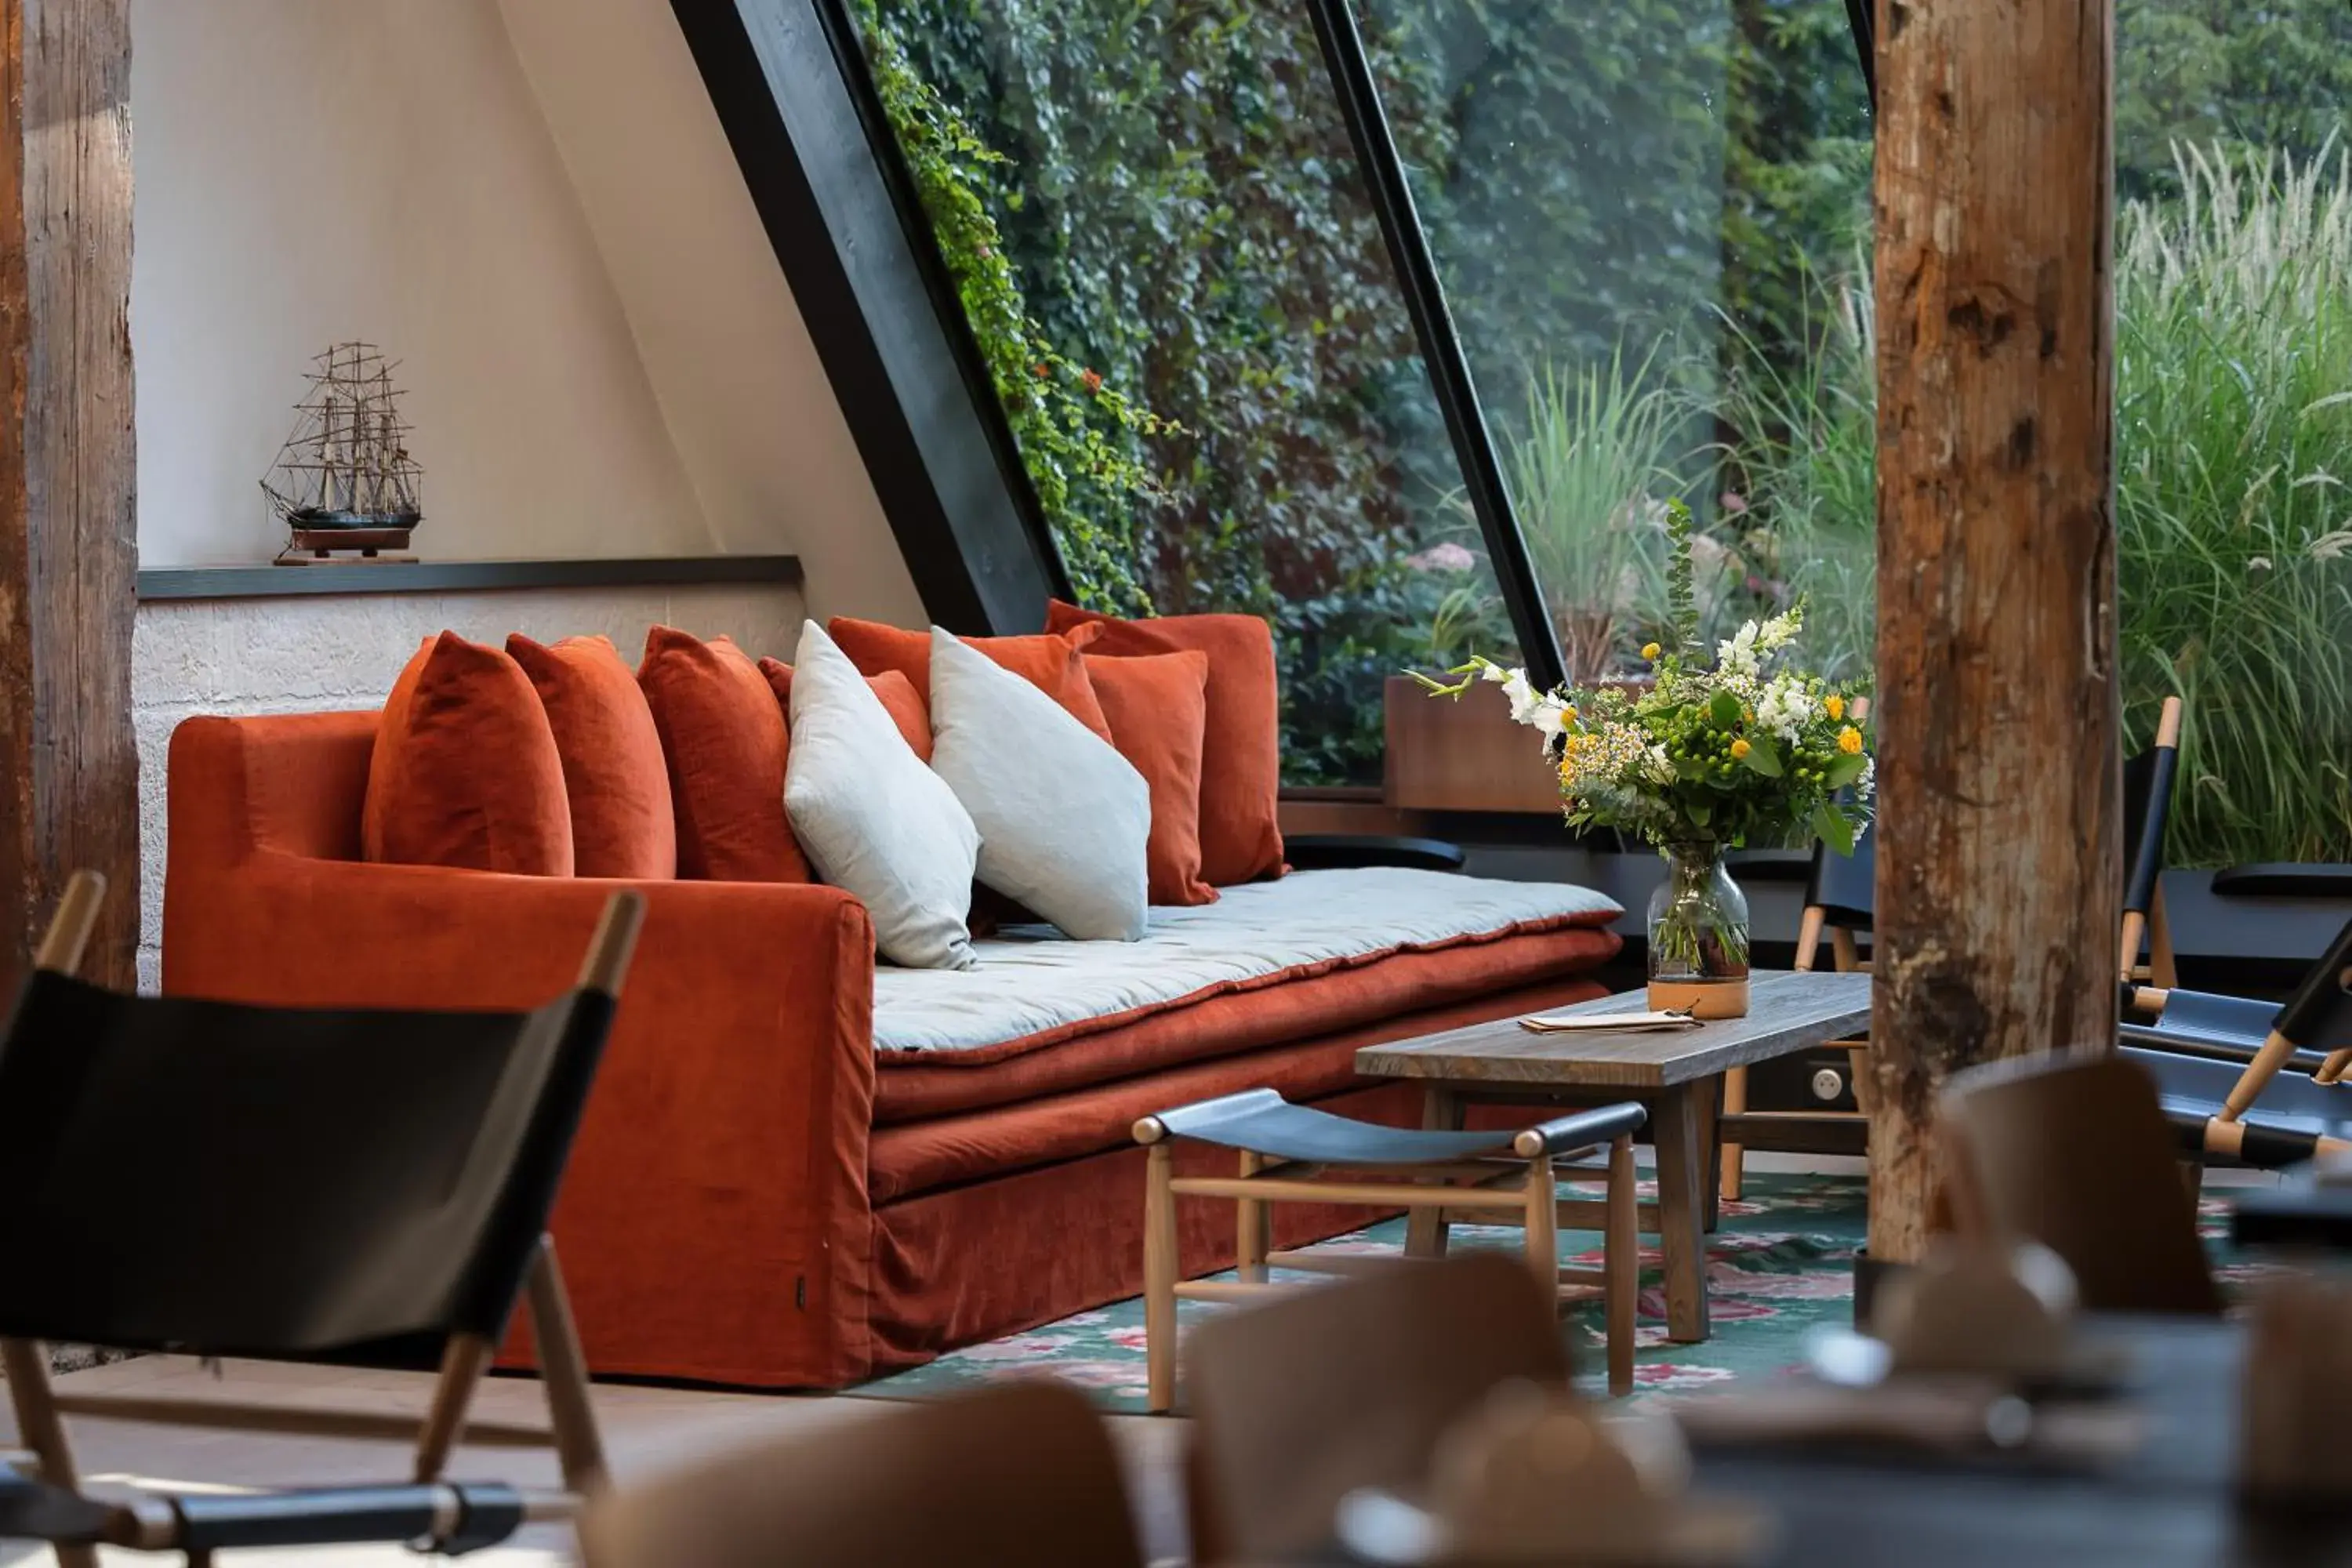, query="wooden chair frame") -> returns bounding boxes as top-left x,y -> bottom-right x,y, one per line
1719,901 -> 1870,1202
1134,1118 -> 1639,1406
2118,696 -> 2184,989
2,872 -> 640,1566
2193,1016 -> 2352,1165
